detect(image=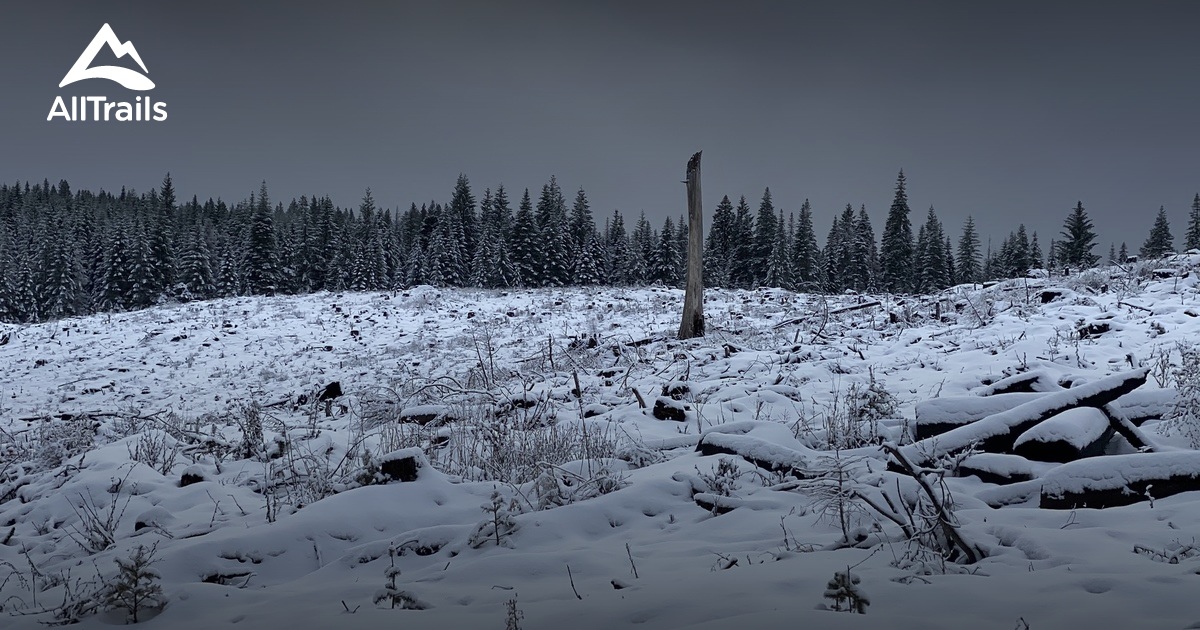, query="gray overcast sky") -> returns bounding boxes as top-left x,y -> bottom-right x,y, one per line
1,1 -> 1198,251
